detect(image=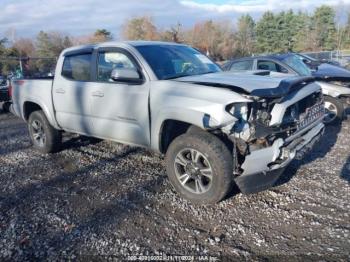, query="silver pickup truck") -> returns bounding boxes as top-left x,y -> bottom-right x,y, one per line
11,41 -> 325,204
